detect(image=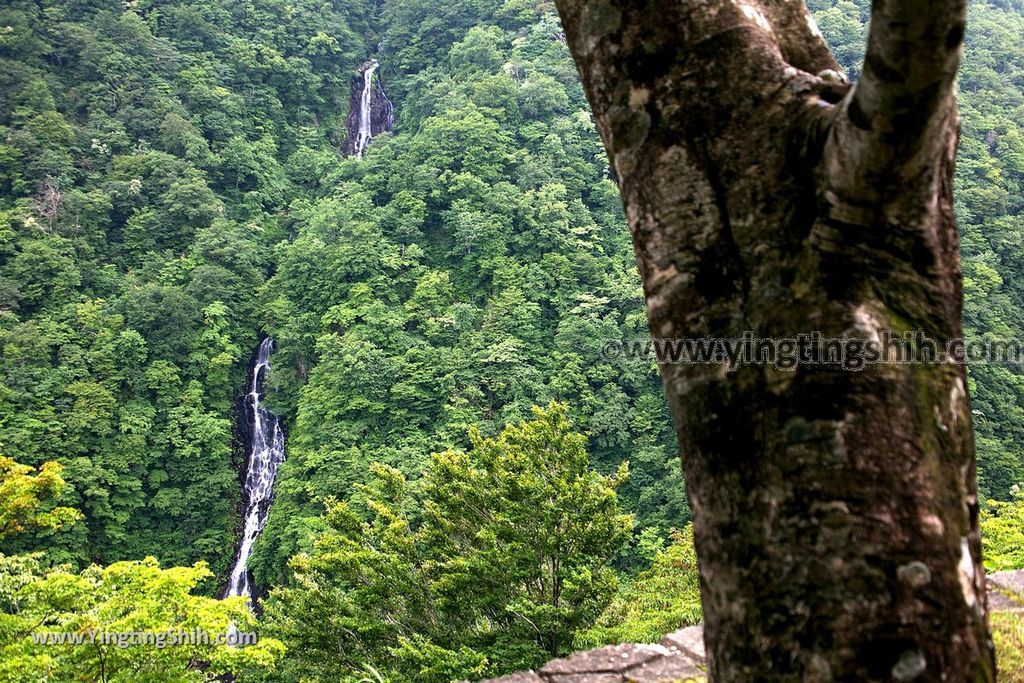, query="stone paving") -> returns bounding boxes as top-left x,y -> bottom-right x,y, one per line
481,570 -> 1024,683
481,636 -> 704,683
988,568 -> 1024,612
